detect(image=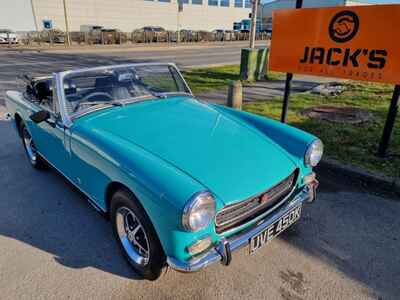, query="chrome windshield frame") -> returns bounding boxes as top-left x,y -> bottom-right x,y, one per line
53,63 -> 193,128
